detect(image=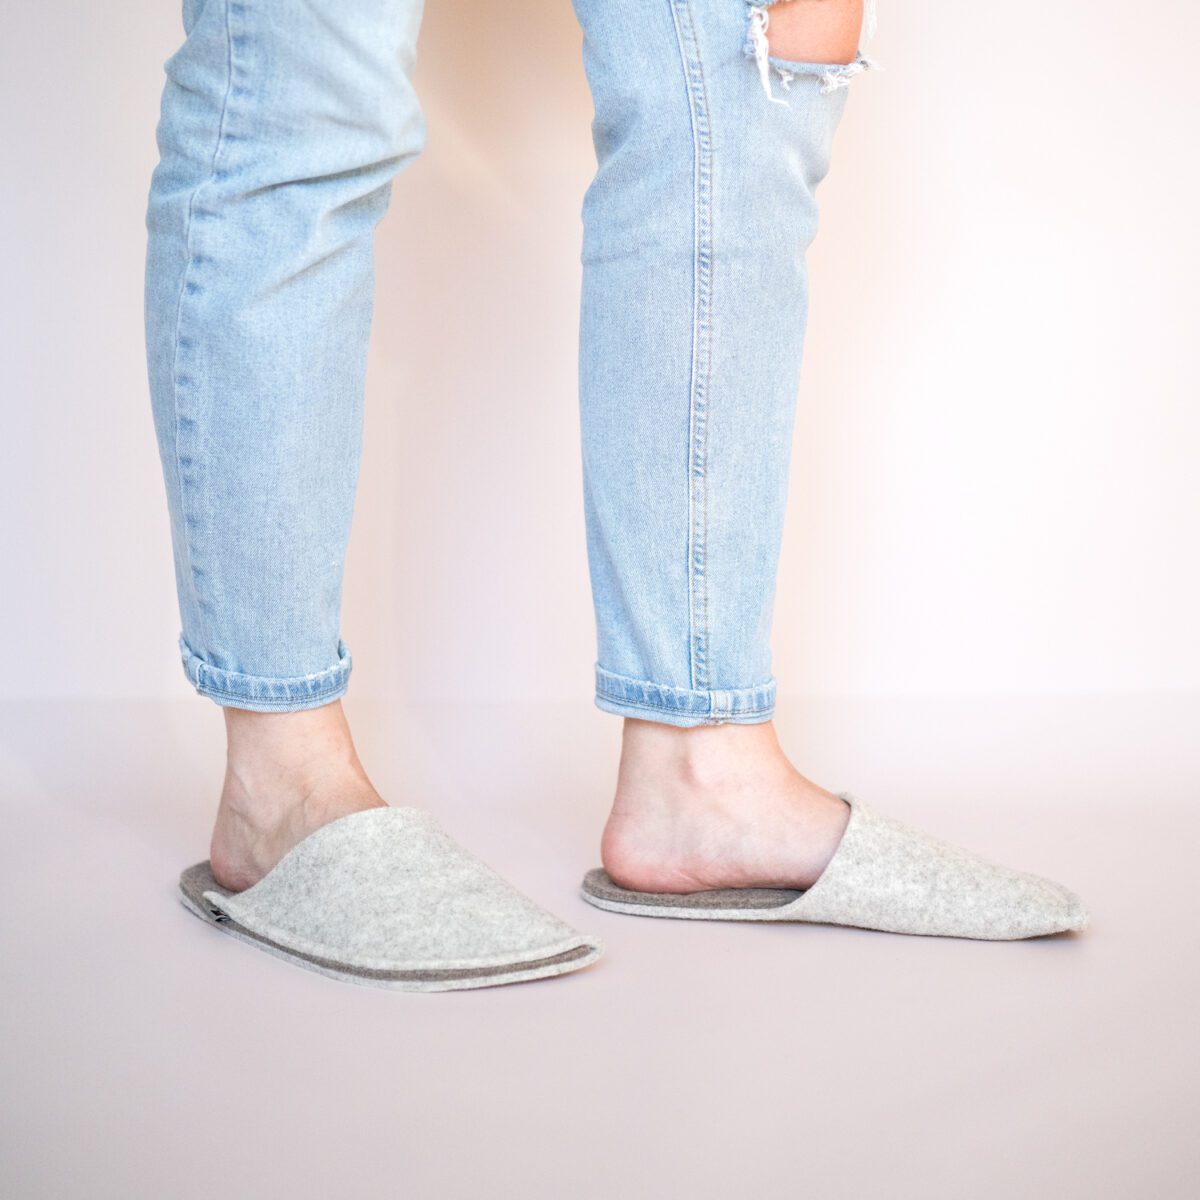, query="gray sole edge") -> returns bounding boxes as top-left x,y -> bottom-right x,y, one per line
580,867 -> 803,923
580,889 -> 785,922
178,888 -> 602,992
